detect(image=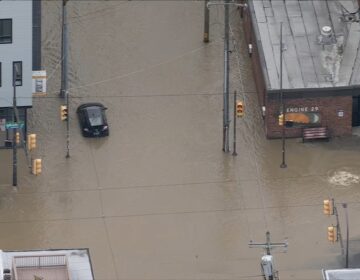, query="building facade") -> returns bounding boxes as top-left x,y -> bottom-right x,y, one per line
0,0 -> 41,146
243,0 -> 360,139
